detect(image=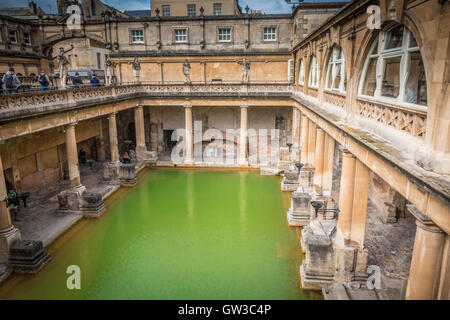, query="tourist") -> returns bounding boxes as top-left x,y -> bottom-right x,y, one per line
38,71 -> 50,92
122,152 -> 131,163
2,68 -> 21,94
7,189 -> 20,221
0,76 -> 3,94
72,72 -> 83,88
90,74 -> 100,88
79,148 -> 87,164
